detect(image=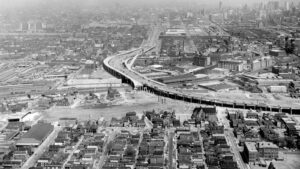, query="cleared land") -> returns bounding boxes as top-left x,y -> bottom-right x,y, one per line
42,91 -> 197,122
